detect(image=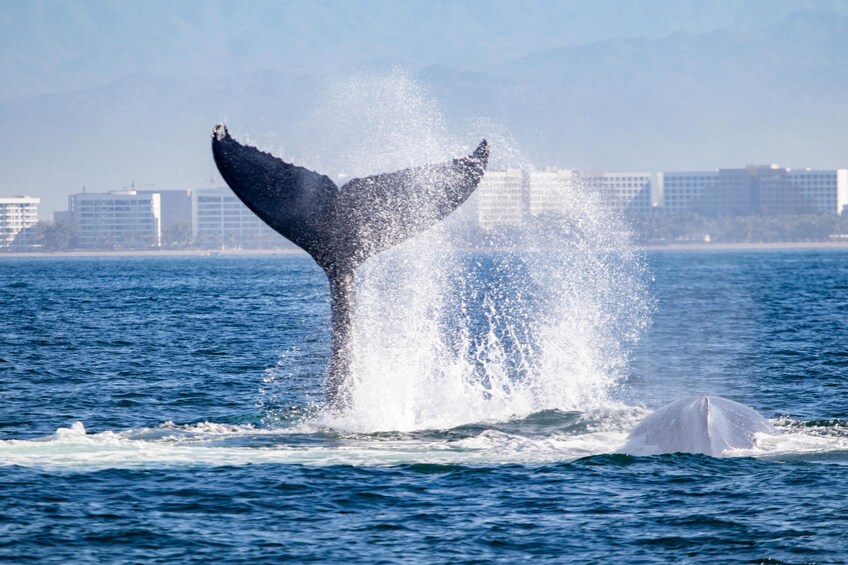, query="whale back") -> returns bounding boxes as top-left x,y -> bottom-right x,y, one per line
624,395 -> 779,457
